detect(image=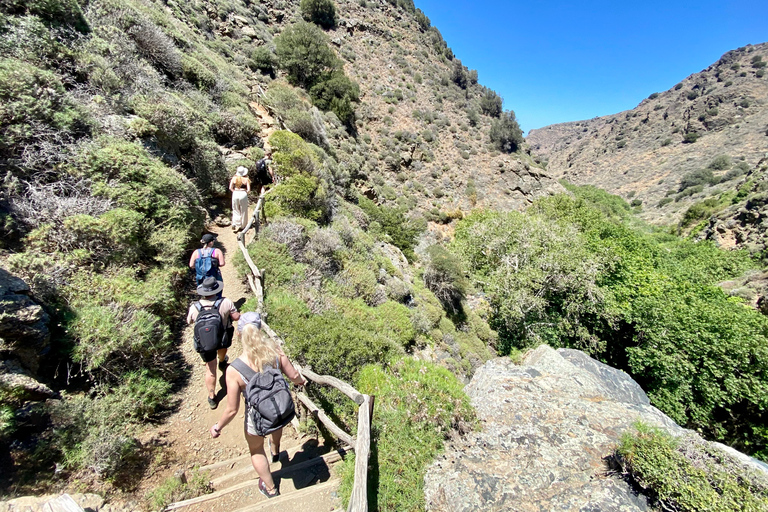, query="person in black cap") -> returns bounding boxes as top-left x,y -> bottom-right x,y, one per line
187,277 -> 240,409
189,233 -> 225,287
